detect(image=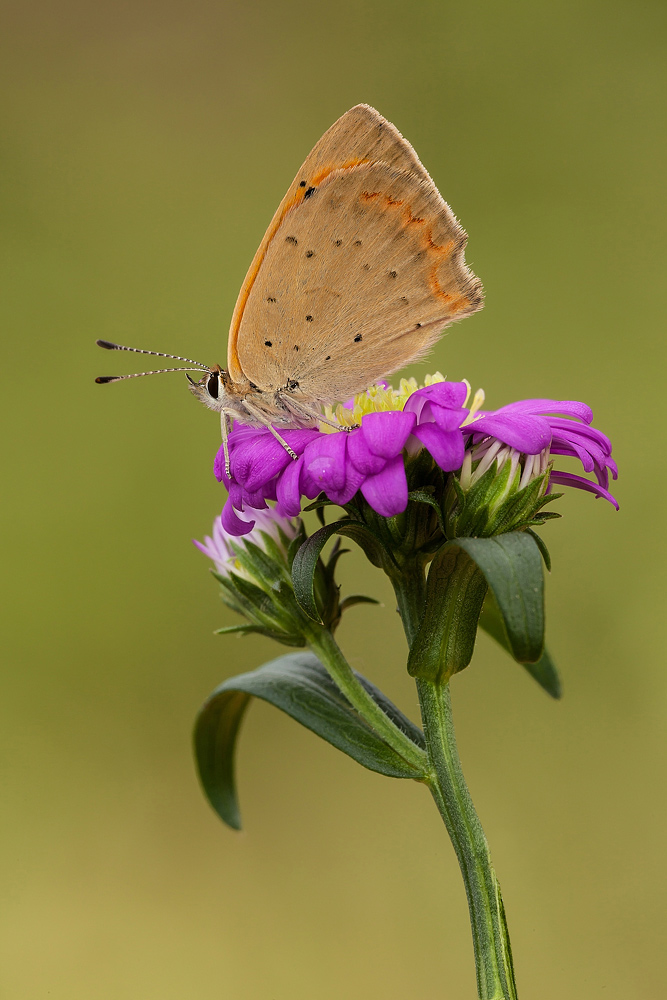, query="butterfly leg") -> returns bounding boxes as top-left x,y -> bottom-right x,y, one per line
241,398 -> 298,461
278,393 -> 359,432
220,411 -> 232,478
